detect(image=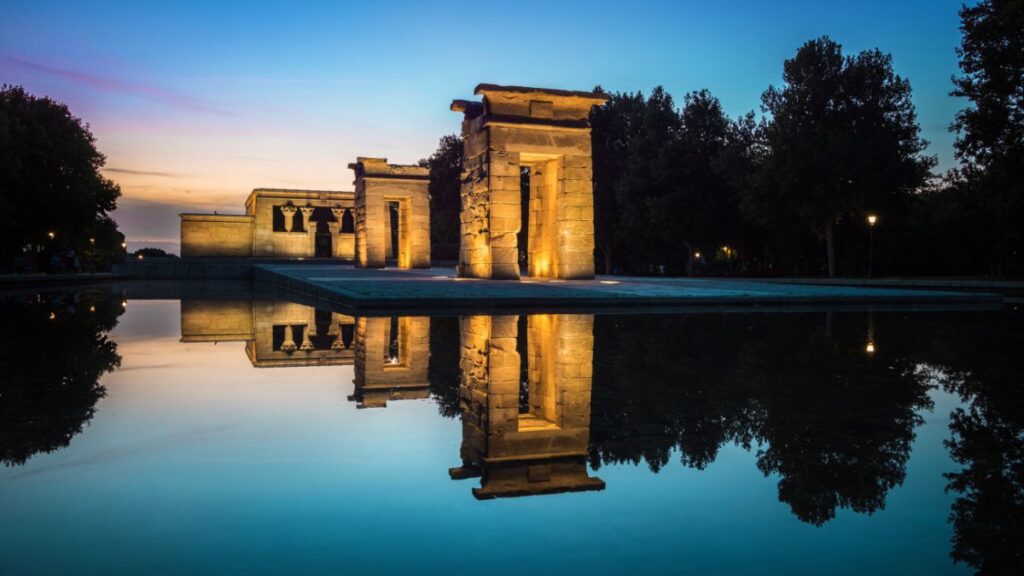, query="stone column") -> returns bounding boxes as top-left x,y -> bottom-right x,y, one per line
280,205 -> 297,233
300,206 -> 315,257
280,325 -> 296,353
299,323 -> 314,352
328,208 -> 344,258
